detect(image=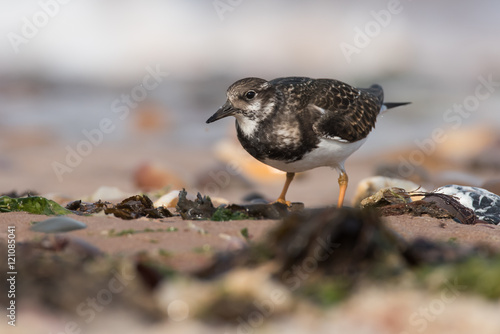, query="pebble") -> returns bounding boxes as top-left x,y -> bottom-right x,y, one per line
134,163 -> 185,192
31,216 -> 87,233
87,186 -> 132,202
154,190 -> 182,208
